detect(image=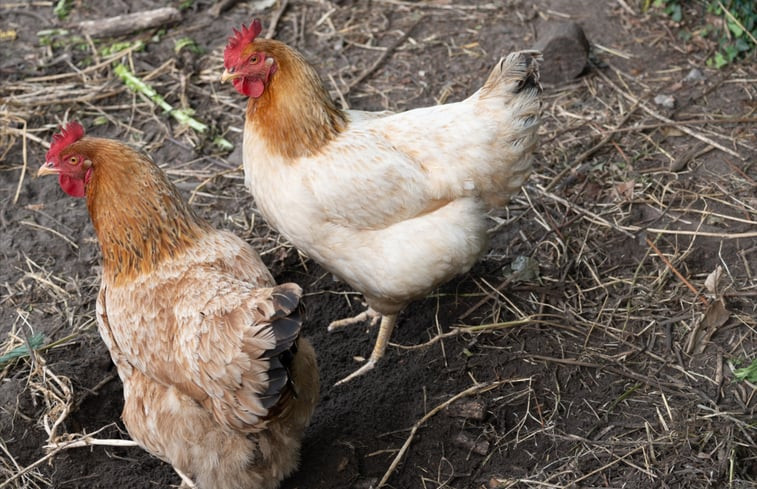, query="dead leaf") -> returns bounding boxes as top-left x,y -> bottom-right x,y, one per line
613,180 -> 635,201
704,265 -> 723,296
685,299 -> 730,354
